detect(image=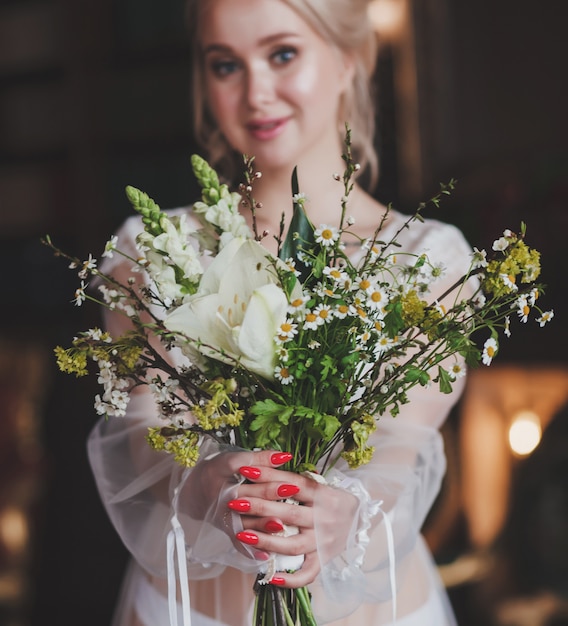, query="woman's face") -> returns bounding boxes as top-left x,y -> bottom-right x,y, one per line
199,0 -> 353,175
